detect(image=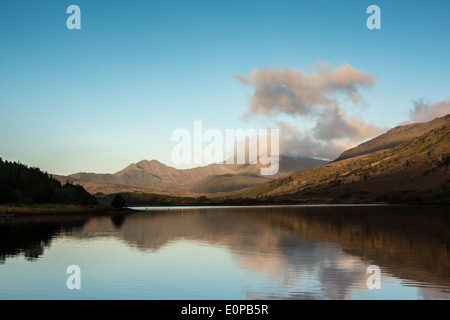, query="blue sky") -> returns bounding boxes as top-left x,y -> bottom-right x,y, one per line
0,0 -> 449,174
